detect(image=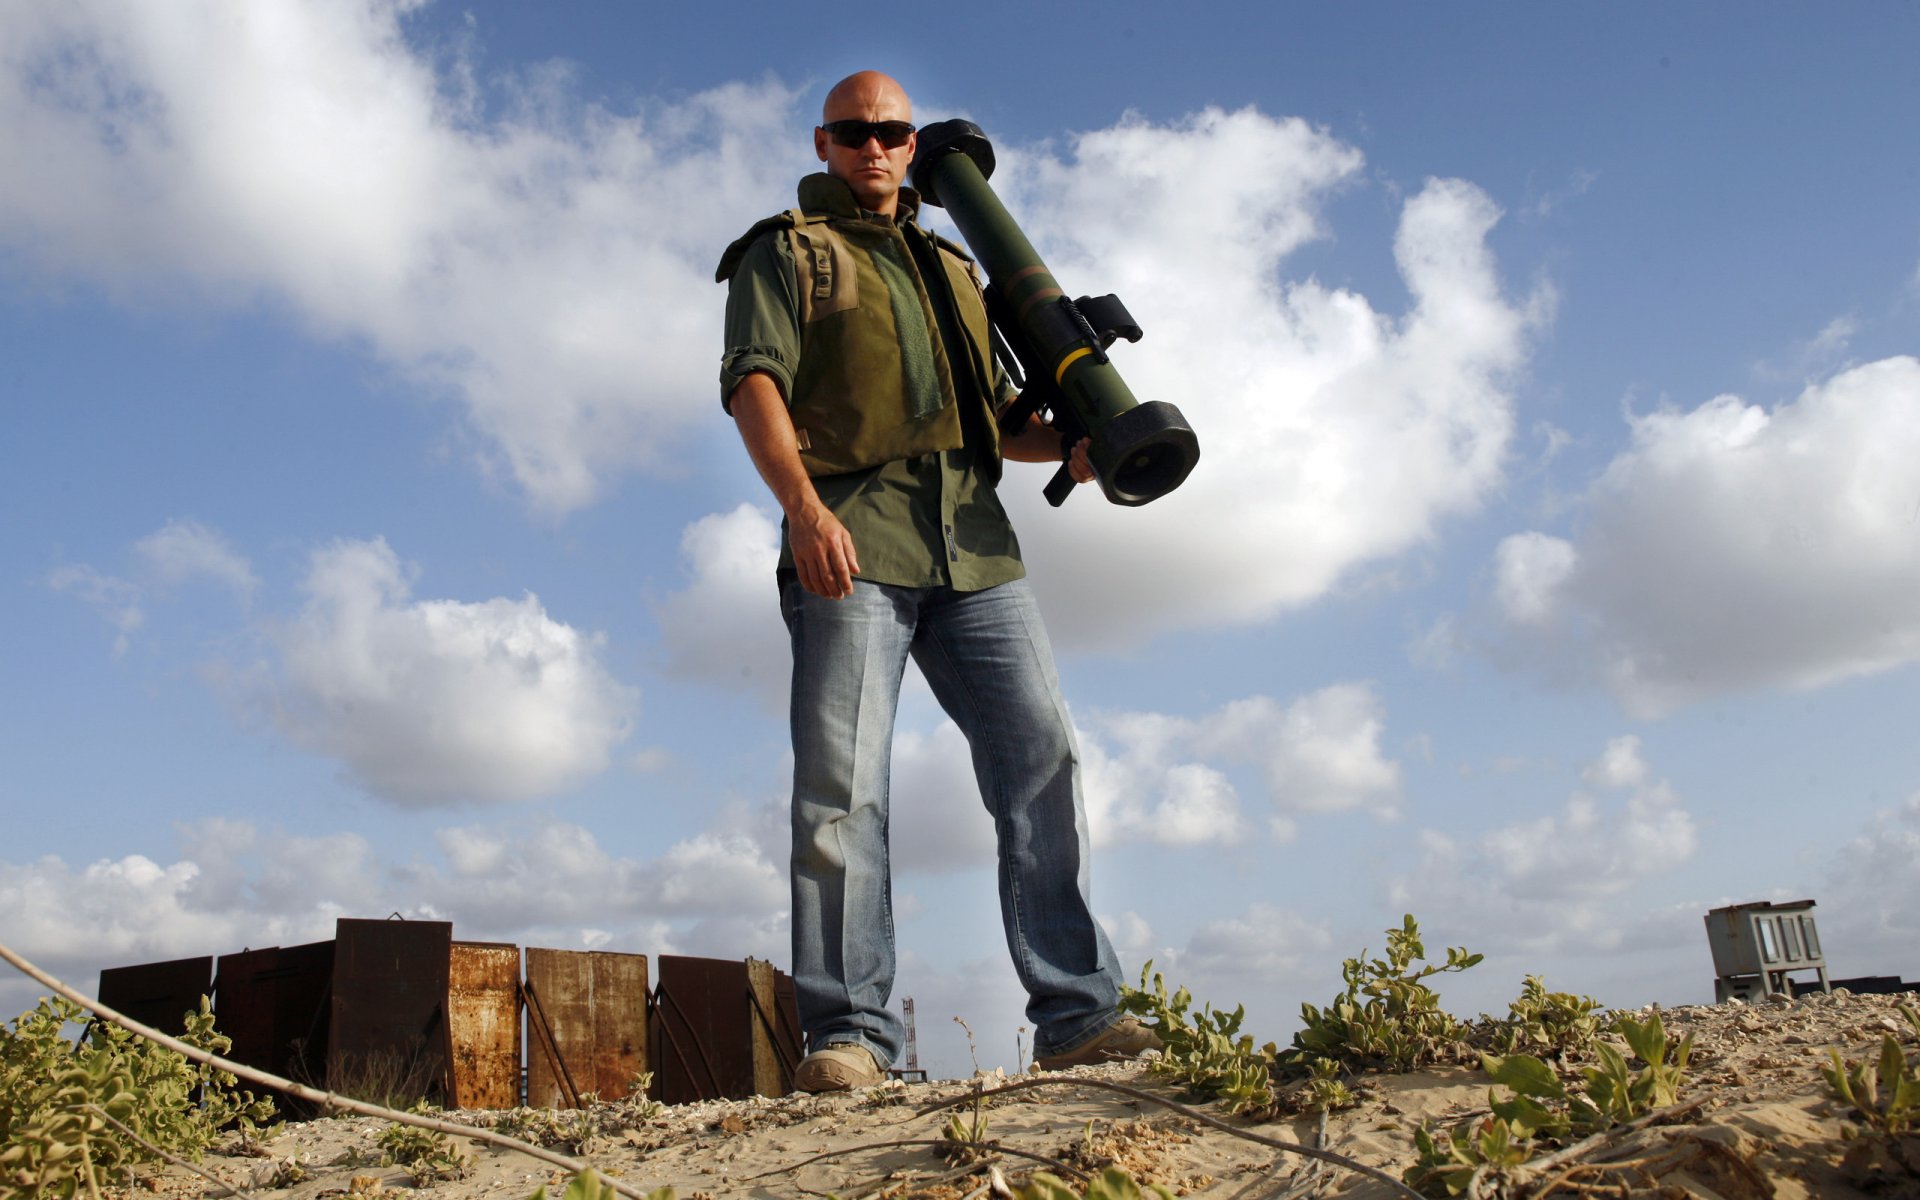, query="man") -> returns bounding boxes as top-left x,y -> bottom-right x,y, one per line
716,70 -> 1159,1092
